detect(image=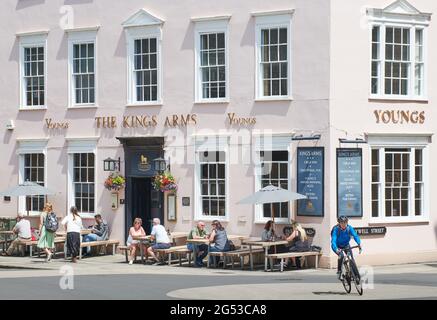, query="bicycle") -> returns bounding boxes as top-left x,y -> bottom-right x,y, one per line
338,246 -> 363,295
